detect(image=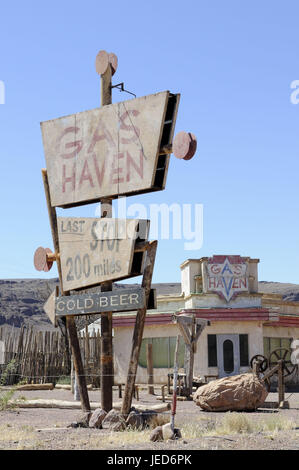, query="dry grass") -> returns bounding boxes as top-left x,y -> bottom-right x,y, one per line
180,412 -> 297,439
0,424 -> 39,449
